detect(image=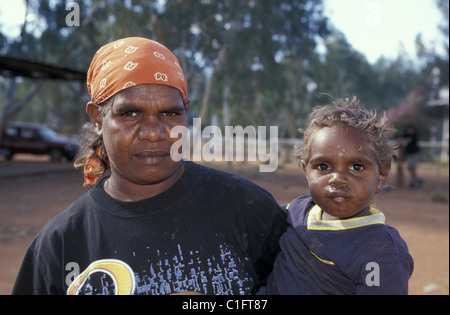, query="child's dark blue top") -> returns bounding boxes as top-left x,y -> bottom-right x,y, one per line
267,195 -> 414,295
